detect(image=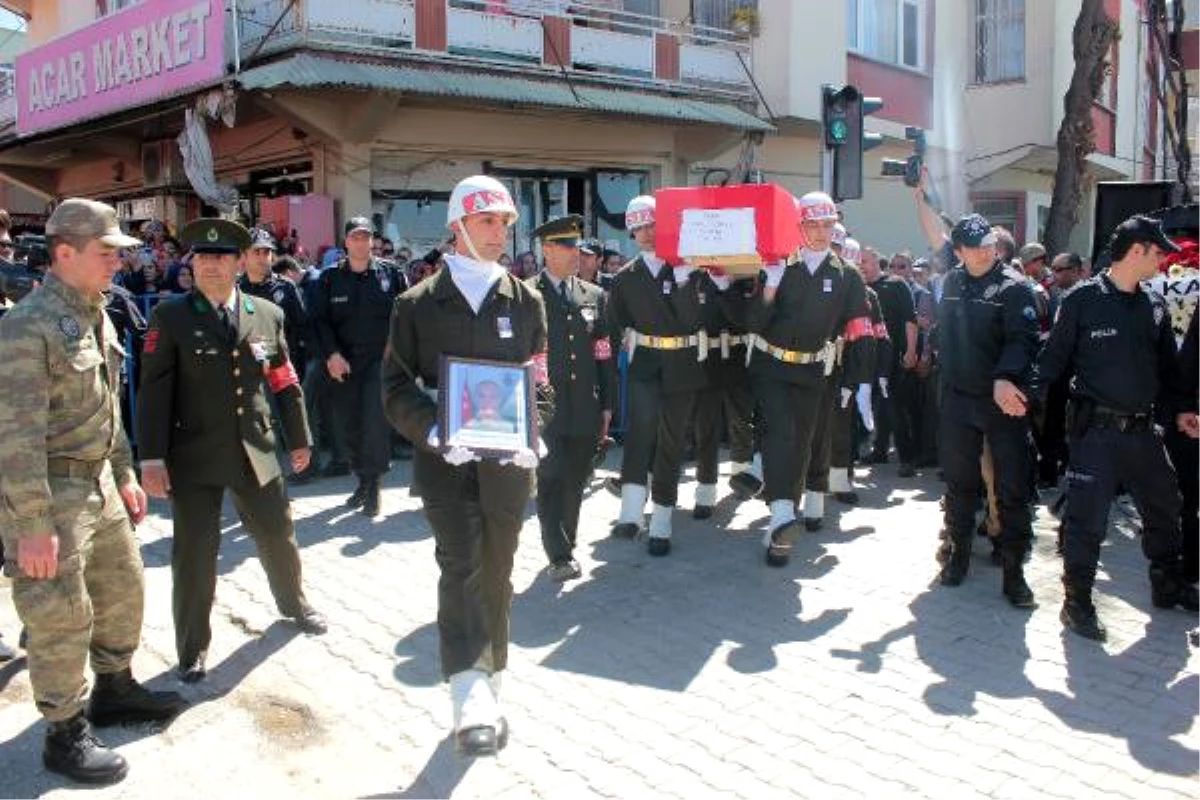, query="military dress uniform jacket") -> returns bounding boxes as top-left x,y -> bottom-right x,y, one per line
136,290 -> 311,488
935,262 -> 1038,397
742,253 -> 872,388
528,272 -> 615,439
381,266 -> 551,493
0,274 -> 134,539
606,256 -> 707,393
